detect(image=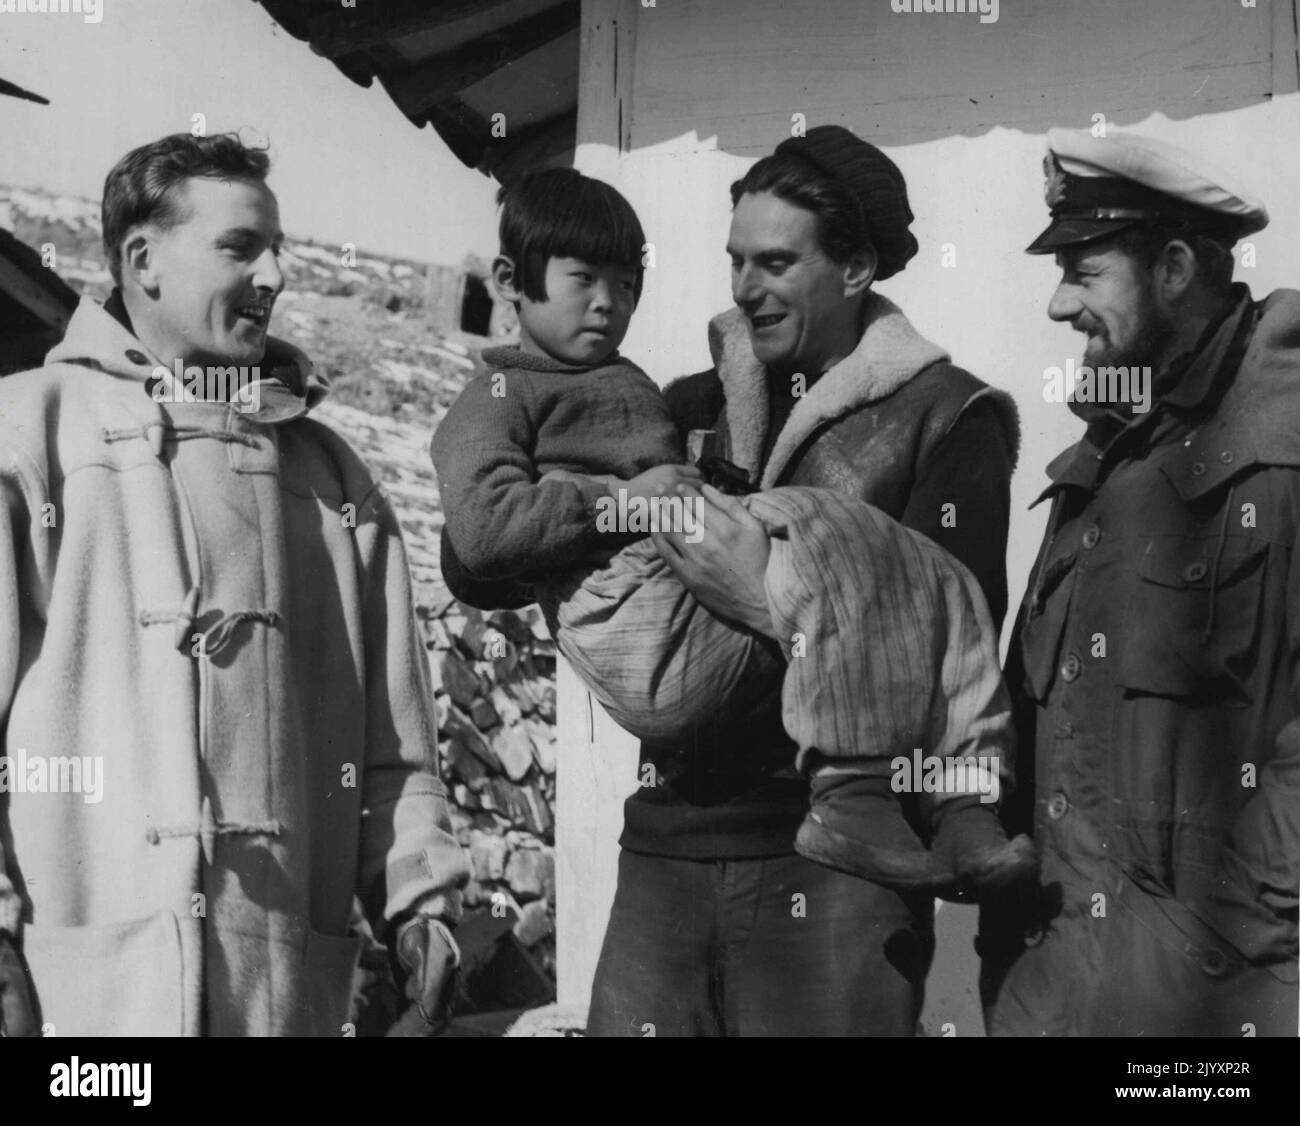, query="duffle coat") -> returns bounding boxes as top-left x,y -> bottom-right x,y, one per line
0,297 -> 468,1036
